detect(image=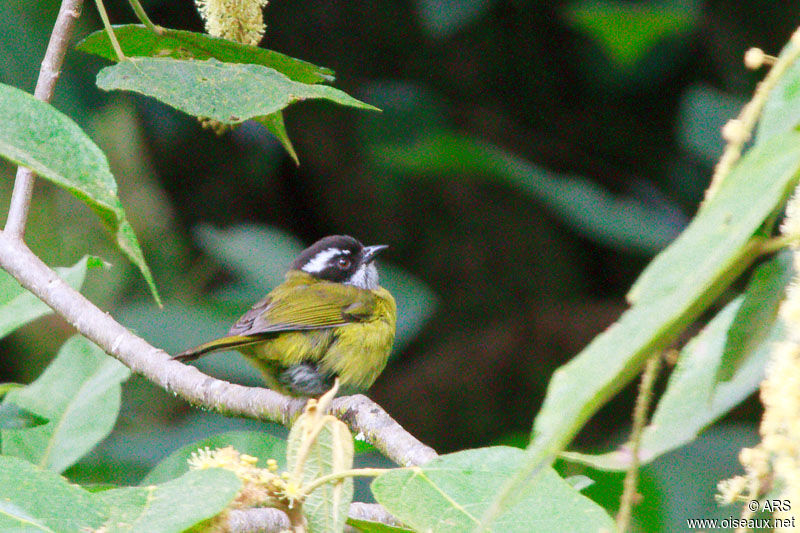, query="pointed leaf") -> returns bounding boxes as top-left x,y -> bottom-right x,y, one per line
0,455 -> 106,532
562,295 -> 780,470
533,129 -> 800,458
718,251 -> 792,381
254,112 -> 299,164
142,430 -> 286,485
0,403 -> 48,430
0,256 -> 91,339
478,128 -> 800,529
96,58 -> 378,126
95,468 -> 241,533
288,411 -> 354,533
371,447 -> 613,532
0,83 -> 160,303
77,24 -> 334,84
1,336 -> 130,473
